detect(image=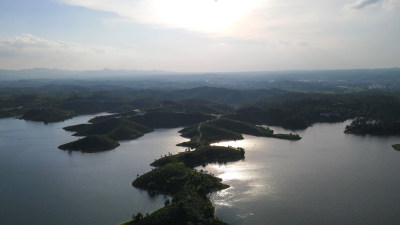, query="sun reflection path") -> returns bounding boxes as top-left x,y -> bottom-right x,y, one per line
211,139 -> 250,149
204,136 -> 277,208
